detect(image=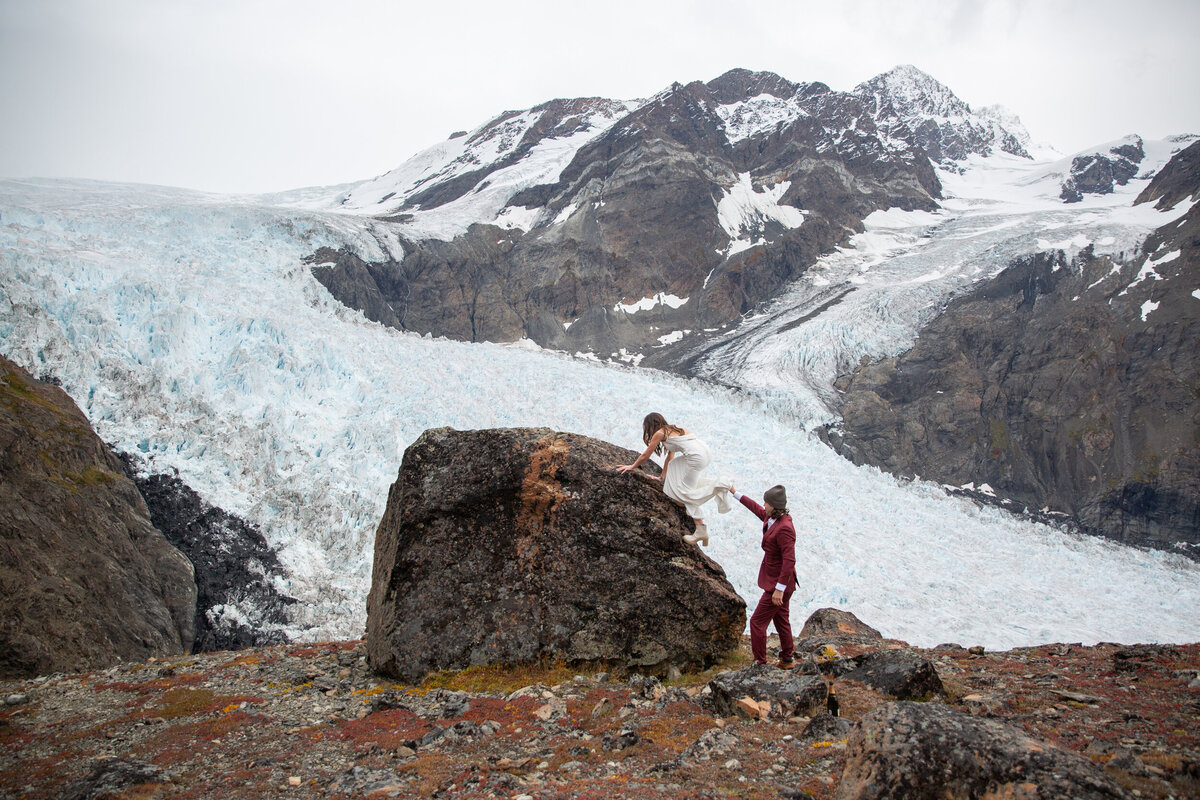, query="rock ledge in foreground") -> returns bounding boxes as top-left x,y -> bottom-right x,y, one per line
837,701 -> 1133,799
